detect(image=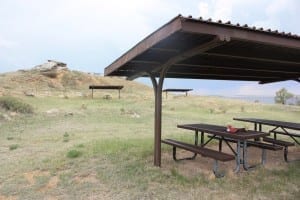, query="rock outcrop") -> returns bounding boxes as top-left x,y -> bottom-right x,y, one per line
34,60 -> 68,78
